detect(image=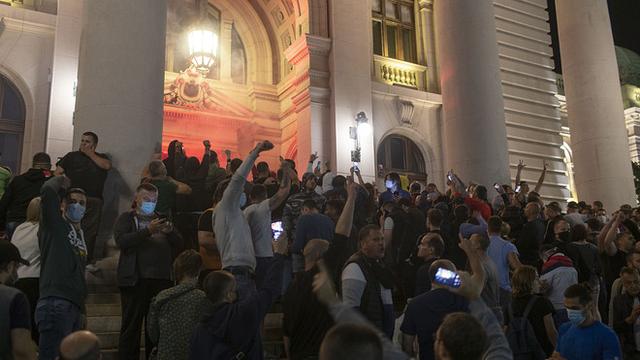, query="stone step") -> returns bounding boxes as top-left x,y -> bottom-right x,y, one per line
99,349 -> 144,360
87,315 -> 121,333
87,303 -> 121,317
87,292 -> 121,305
